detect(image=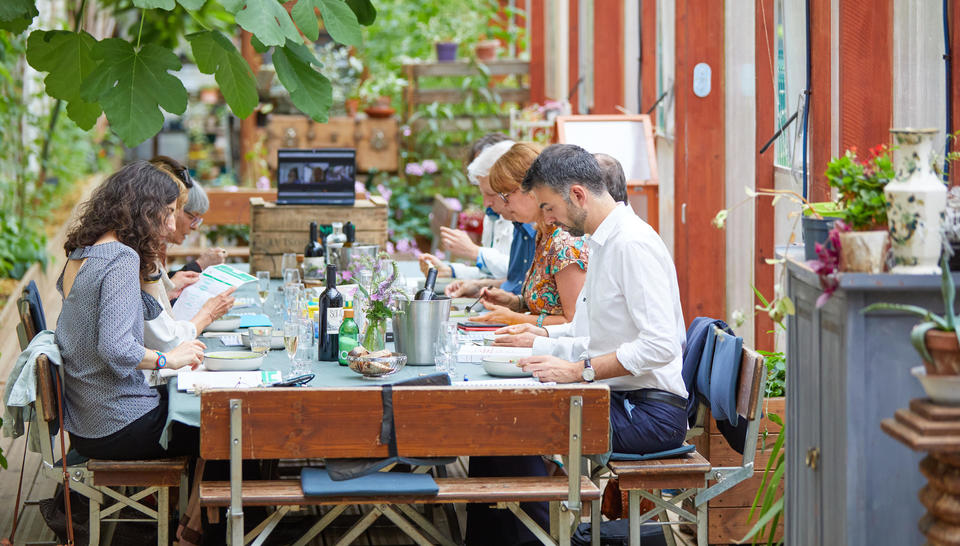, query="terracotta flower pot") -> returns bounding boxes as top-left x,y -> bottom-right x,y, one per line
345,98 -> 360,117
838,230 -> 889,273
924,329 -> 960,375
474,39 -> 499,62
